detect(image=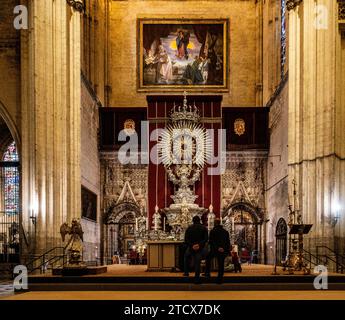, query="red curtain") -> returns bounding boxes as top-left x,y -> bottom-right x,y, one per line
147,95 -> 222,227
